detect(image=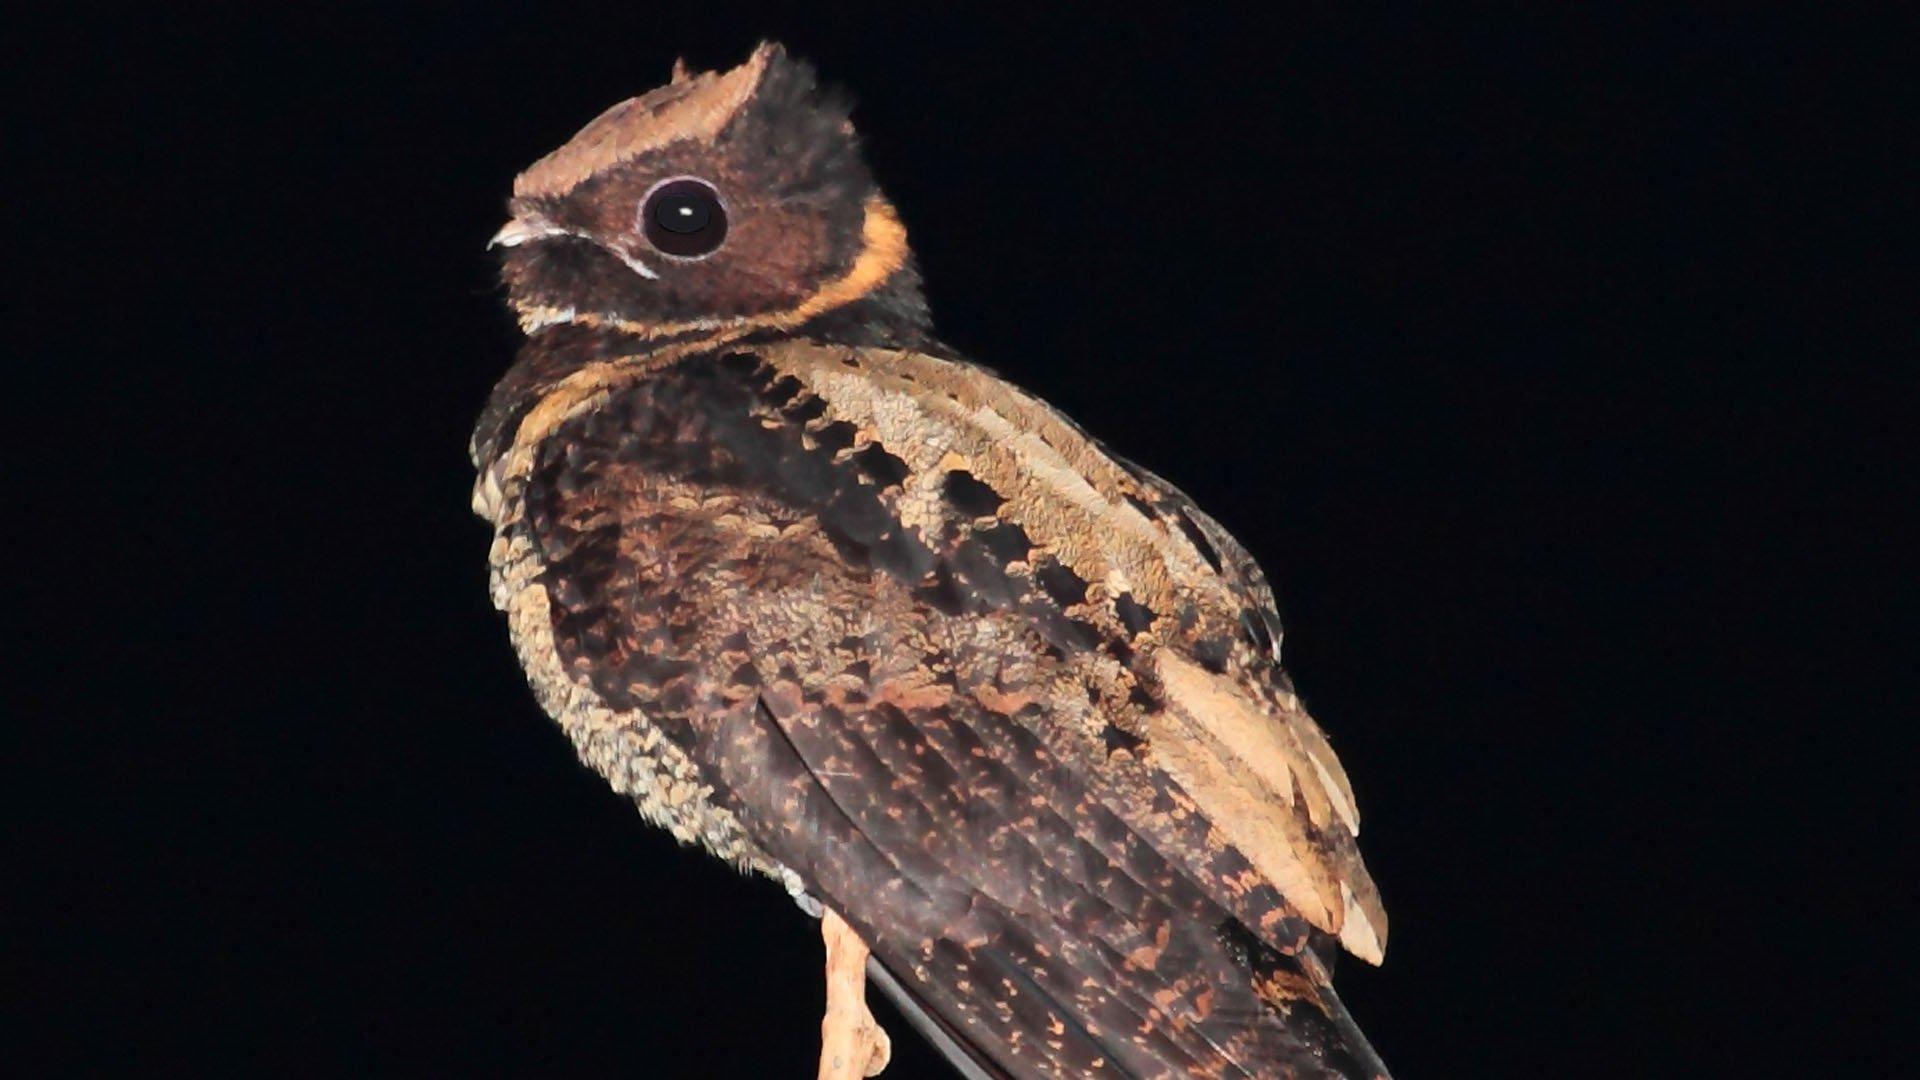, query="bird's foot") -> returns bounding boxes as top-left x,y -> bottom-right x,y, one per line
818,907 -> 890,1080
